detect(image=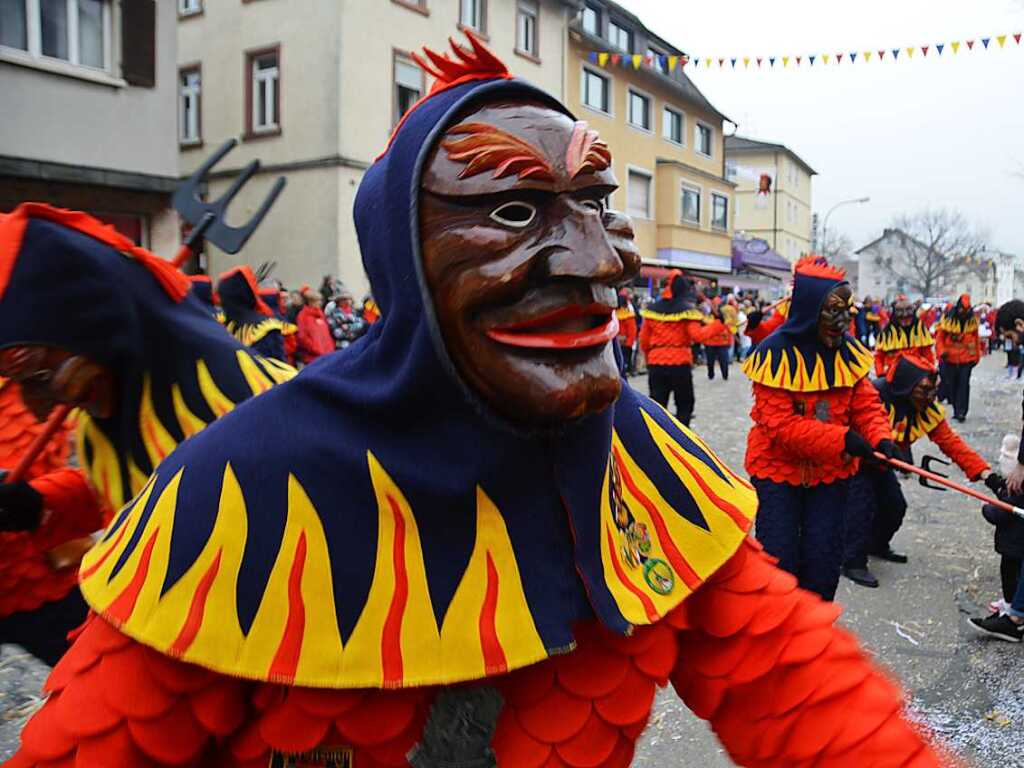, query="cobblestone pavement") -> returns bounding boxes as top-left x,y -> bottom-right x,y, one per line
1,355 -> 1022,763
